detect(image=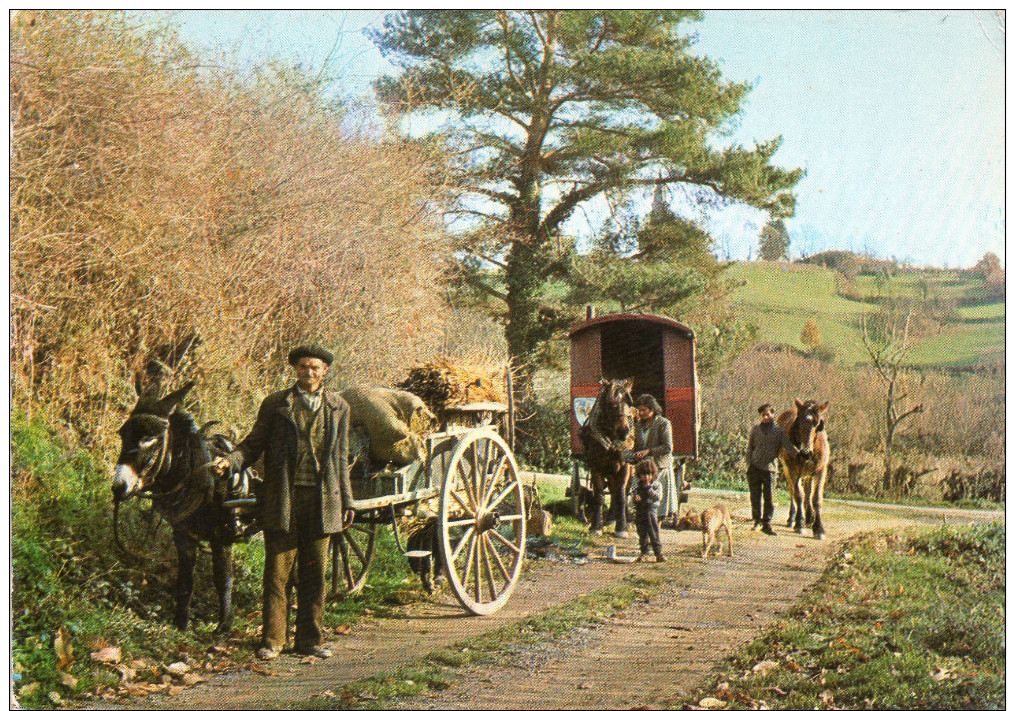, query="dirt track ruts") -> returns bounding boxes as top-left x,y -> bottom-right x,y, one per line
106,493 -> 1003,710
